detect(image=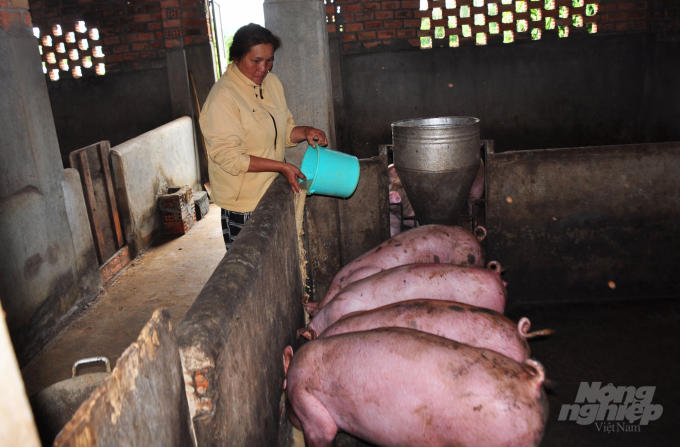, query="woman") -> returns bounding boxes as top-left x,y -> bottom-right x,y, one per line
200,24 -> 328,249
